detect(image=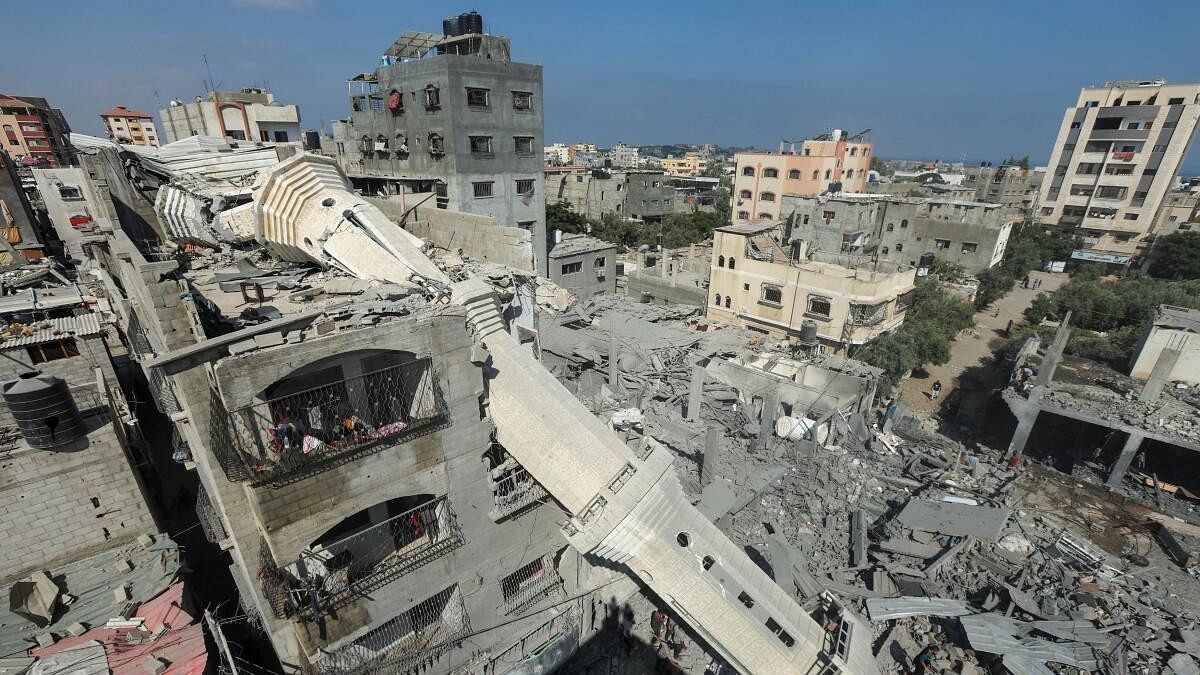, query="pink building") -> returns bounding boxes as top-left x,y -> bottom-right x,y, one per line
732,132 -> 872,222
